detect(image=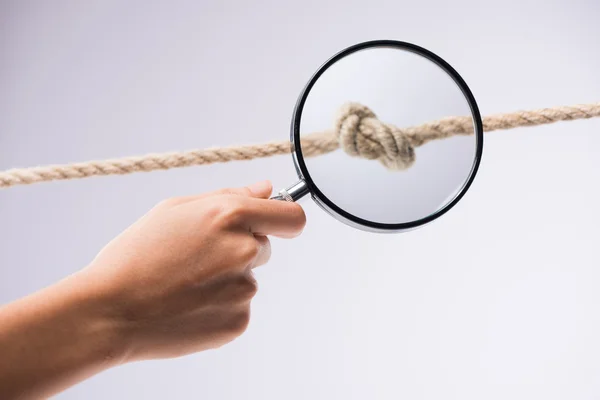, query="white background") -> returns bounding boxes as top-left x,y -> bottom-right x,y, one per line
1,1 -> 599,399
